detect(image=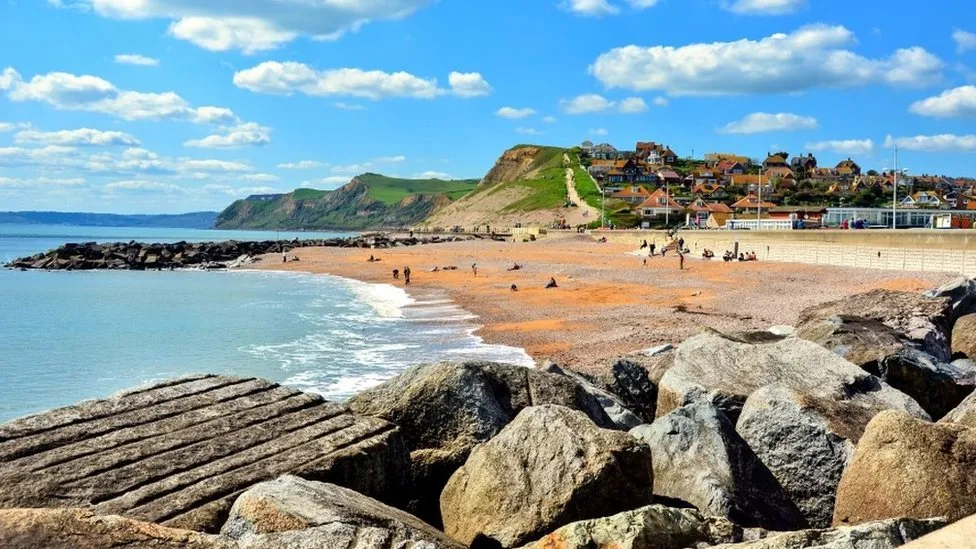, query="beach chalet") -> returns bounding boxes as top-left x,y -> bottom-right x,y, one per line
732,192 -> 777,215
637,188 -> 683,218
768,206 -> 827,227
610,185 -> 653,204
